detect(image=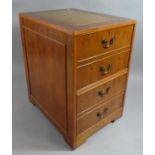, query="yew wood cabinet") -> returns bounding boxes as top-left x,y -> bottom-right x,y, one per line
19,8 -> 136,149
